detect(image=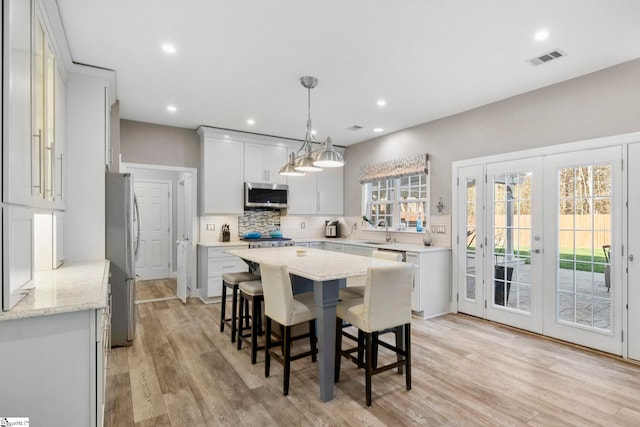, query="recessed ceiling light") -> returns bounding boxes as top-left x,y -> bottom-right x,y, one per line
246,119 -> 255,125
166,105 -> 177,112
534,30 -> 549,41
162,43 -> 177,54
373,128 -> 384,133
311,129 -> 317,135
377,99 -> 386,107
